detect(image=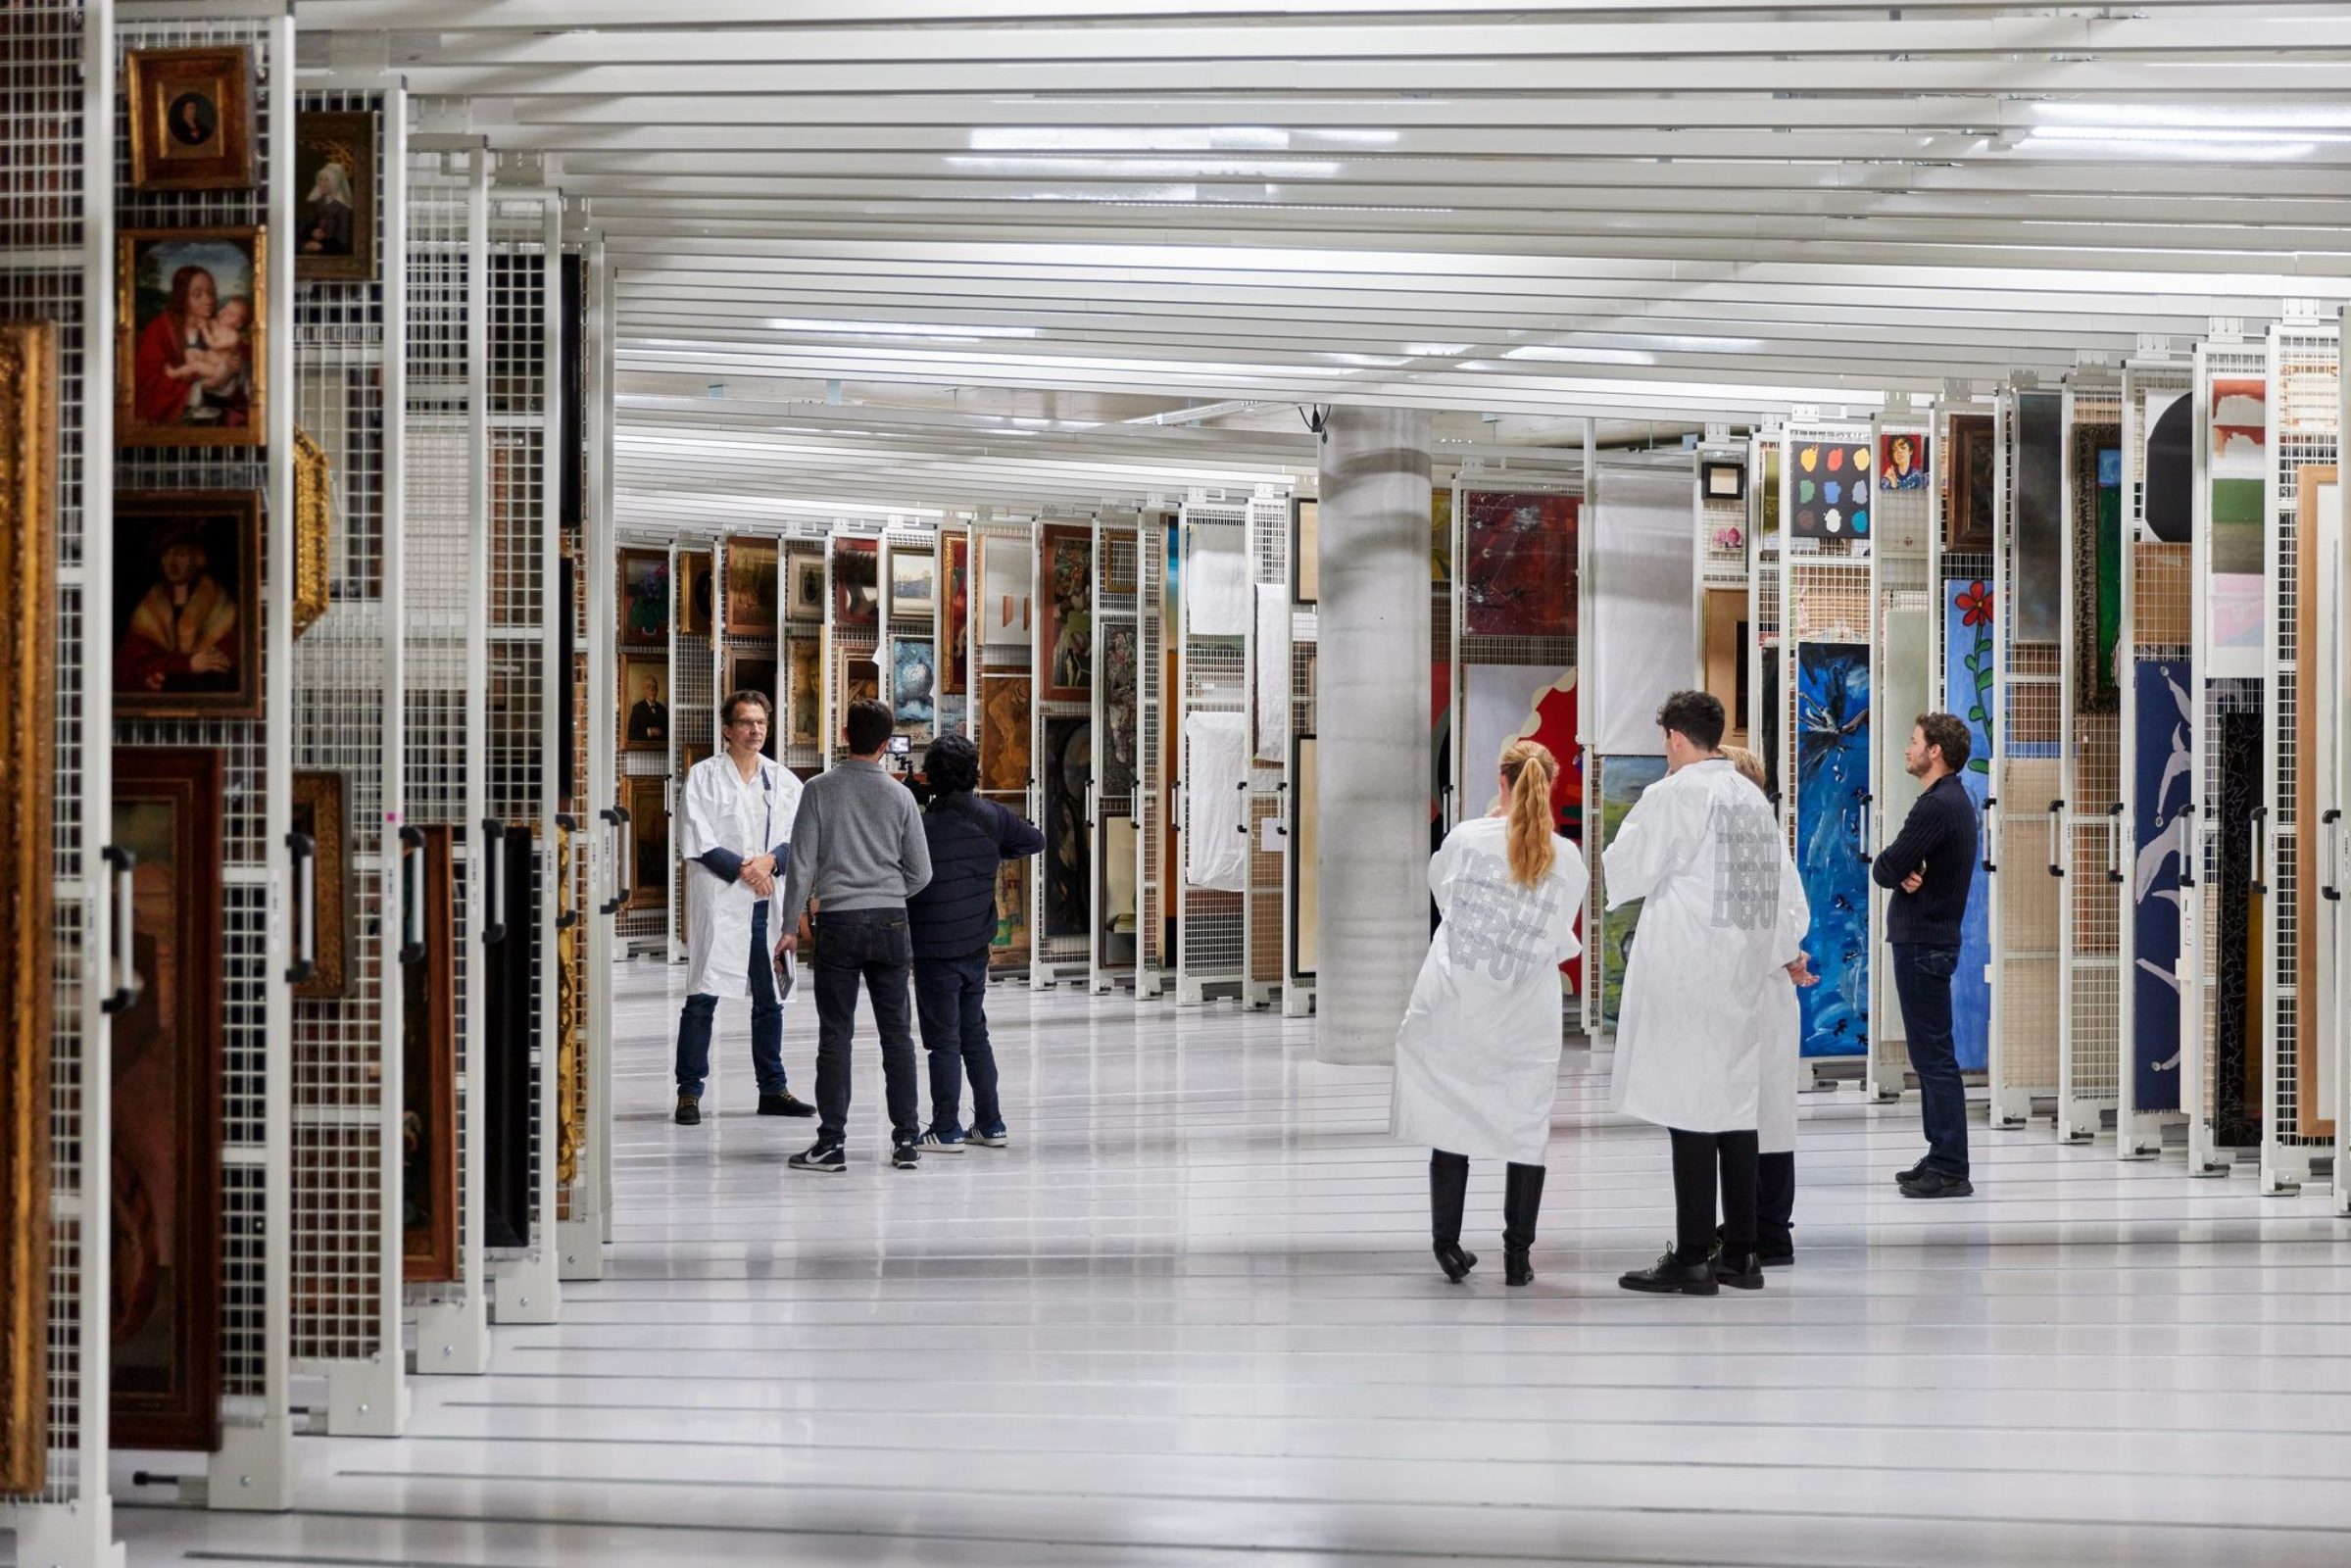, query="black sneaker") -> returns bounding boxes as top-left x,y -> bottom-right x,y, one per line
789,1141 -> 846,1173
673,1097 -> 701,1126
1891,1159 -> 1929,1186
891,1141 -> 921,1170
759,1092 -> 816,1118
1618,1250 -> 1720,1296
1899,1168 -> 1974,1200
